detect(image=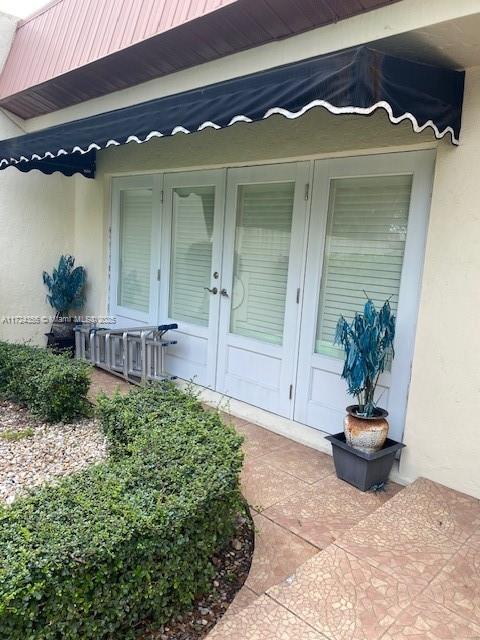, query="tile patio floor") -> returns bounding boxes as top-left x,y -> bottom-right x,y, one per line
89,370 -> 480,640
